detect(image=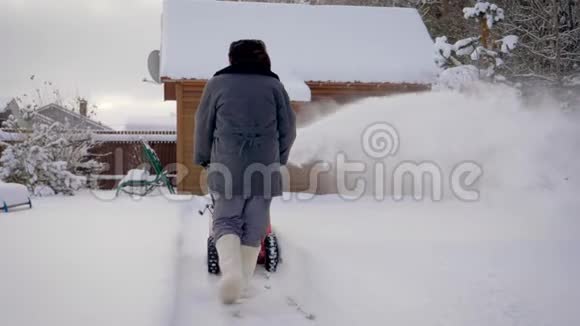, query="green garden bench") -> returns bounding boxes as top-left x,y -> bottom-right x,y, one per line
116,141 -> 175,196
